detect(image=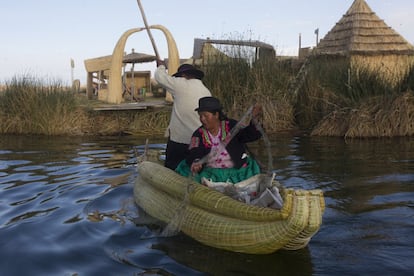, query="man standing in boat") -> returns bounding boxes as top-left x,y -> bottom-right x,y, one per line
155,60 -> 212,170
